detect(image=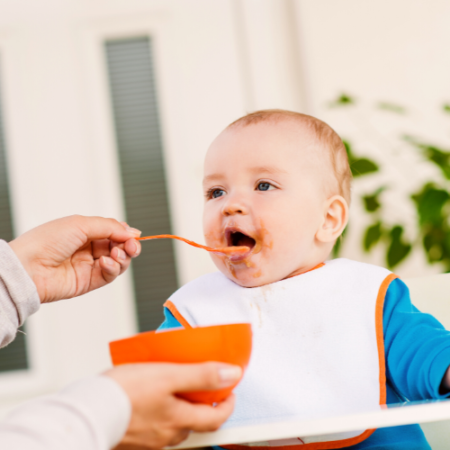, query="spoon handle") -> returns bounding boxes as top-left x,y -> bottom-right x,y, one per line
136,234 -> 249,255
